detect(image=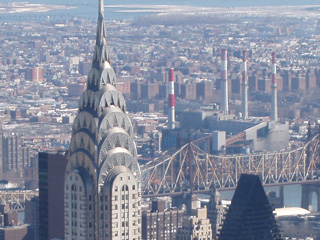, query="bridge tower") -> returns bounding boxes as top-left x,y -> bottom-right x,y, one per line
306,121 -> 312,168
301,183 -> 320,212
